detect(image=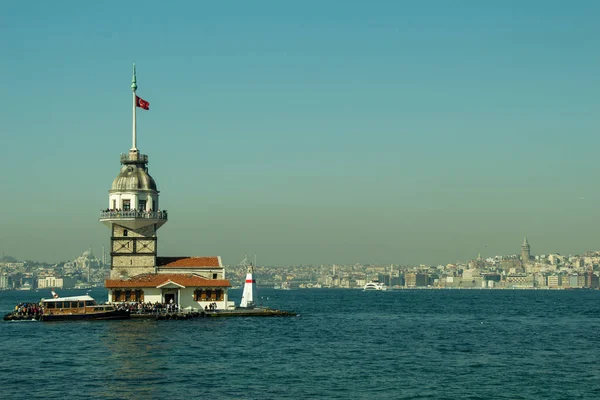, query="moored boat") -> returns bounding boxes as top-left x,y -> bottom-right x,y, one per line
363,281 -> 387,291
4,293 -> 130,321
39,295 -> 130,321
